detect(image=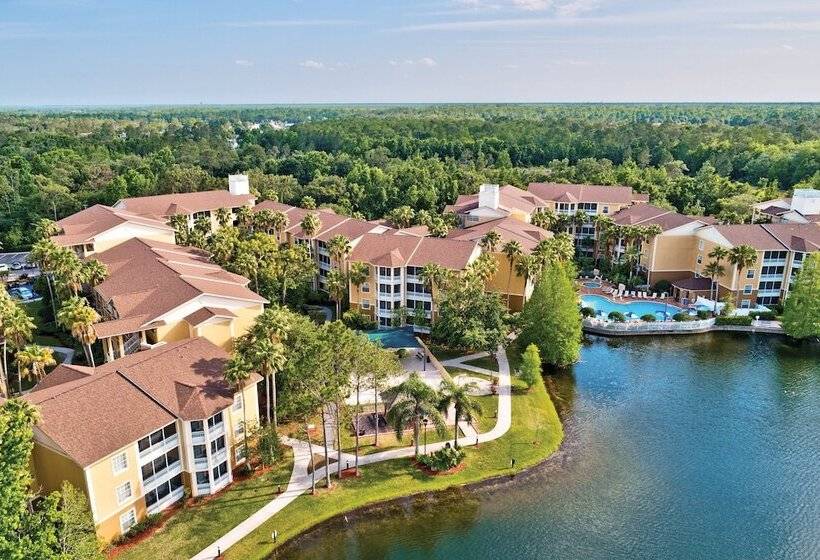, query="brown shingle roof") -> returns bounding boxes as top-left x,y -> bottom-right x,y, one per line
611,203 -> 706,231
183,307 -> 237,327
710,225 -> 788,251
52,204 -> 173,247
671,277 -> 713,291
349,233 -> 478,270
444,185 -> 545,216
527,182 -> 639,205
761,223 -> 820,252
26,338 -> 259,467
92,238 -> 265,338
447,216 -> 553,251
116,190 -> 255,219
